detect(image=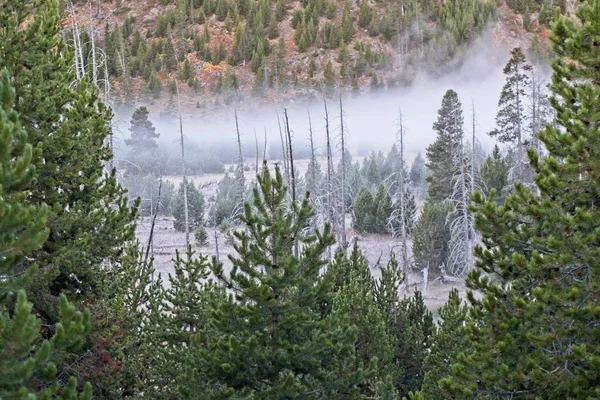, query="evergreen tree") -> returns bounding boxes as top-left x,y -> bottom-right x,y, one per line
412,200 -> 452,274
125,107 -> 161,175
490,47 -> 532,145
373,184 -> 393,234
375,256 -> 434,396
187,164 -> 340,397
445,2 -> 600,396
164,38 -> 178,72
479,144 -> 509,204
0,68 -> 92,399
352,187 -> 375,233
179,56 -> 194,81
419,289 -> 470,399
426,89 -> 464,202
171,181 -> 205,232
341,2 -> 354,42
324,60 -> 336,87
0,0 -> 136,303
490,47 -> 534,188
359,0 -> 373,28
409,153 -> 426,198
